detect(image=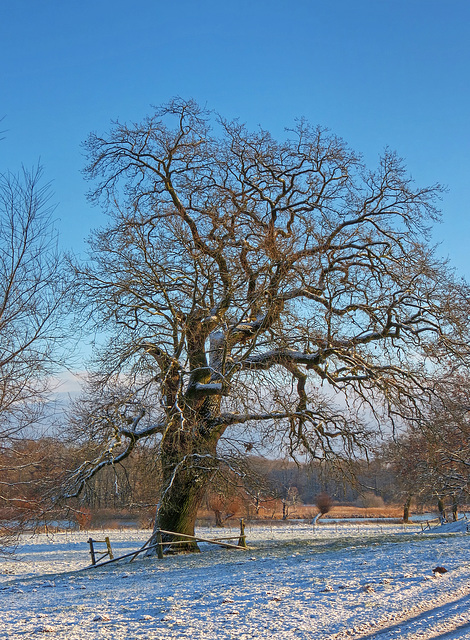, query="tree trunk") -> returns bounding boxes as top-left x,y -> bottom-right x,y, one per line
403,495 -> 412,523
148,428 -> 220,554
282,501 -> 288,520
154,471 -> 208,552
311,512 -> 323,527
438,497 -> 446,523
214,509 -> 224,528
